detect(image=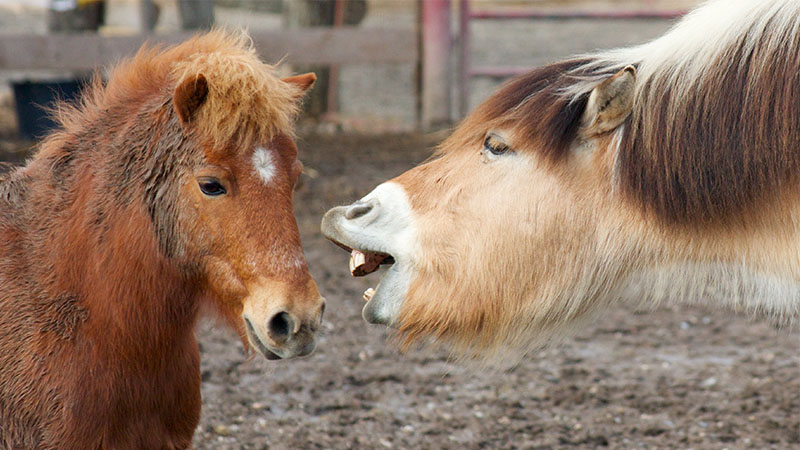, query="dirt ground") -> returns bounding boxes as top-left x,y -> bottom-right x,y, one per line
3,107 -> 797,448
